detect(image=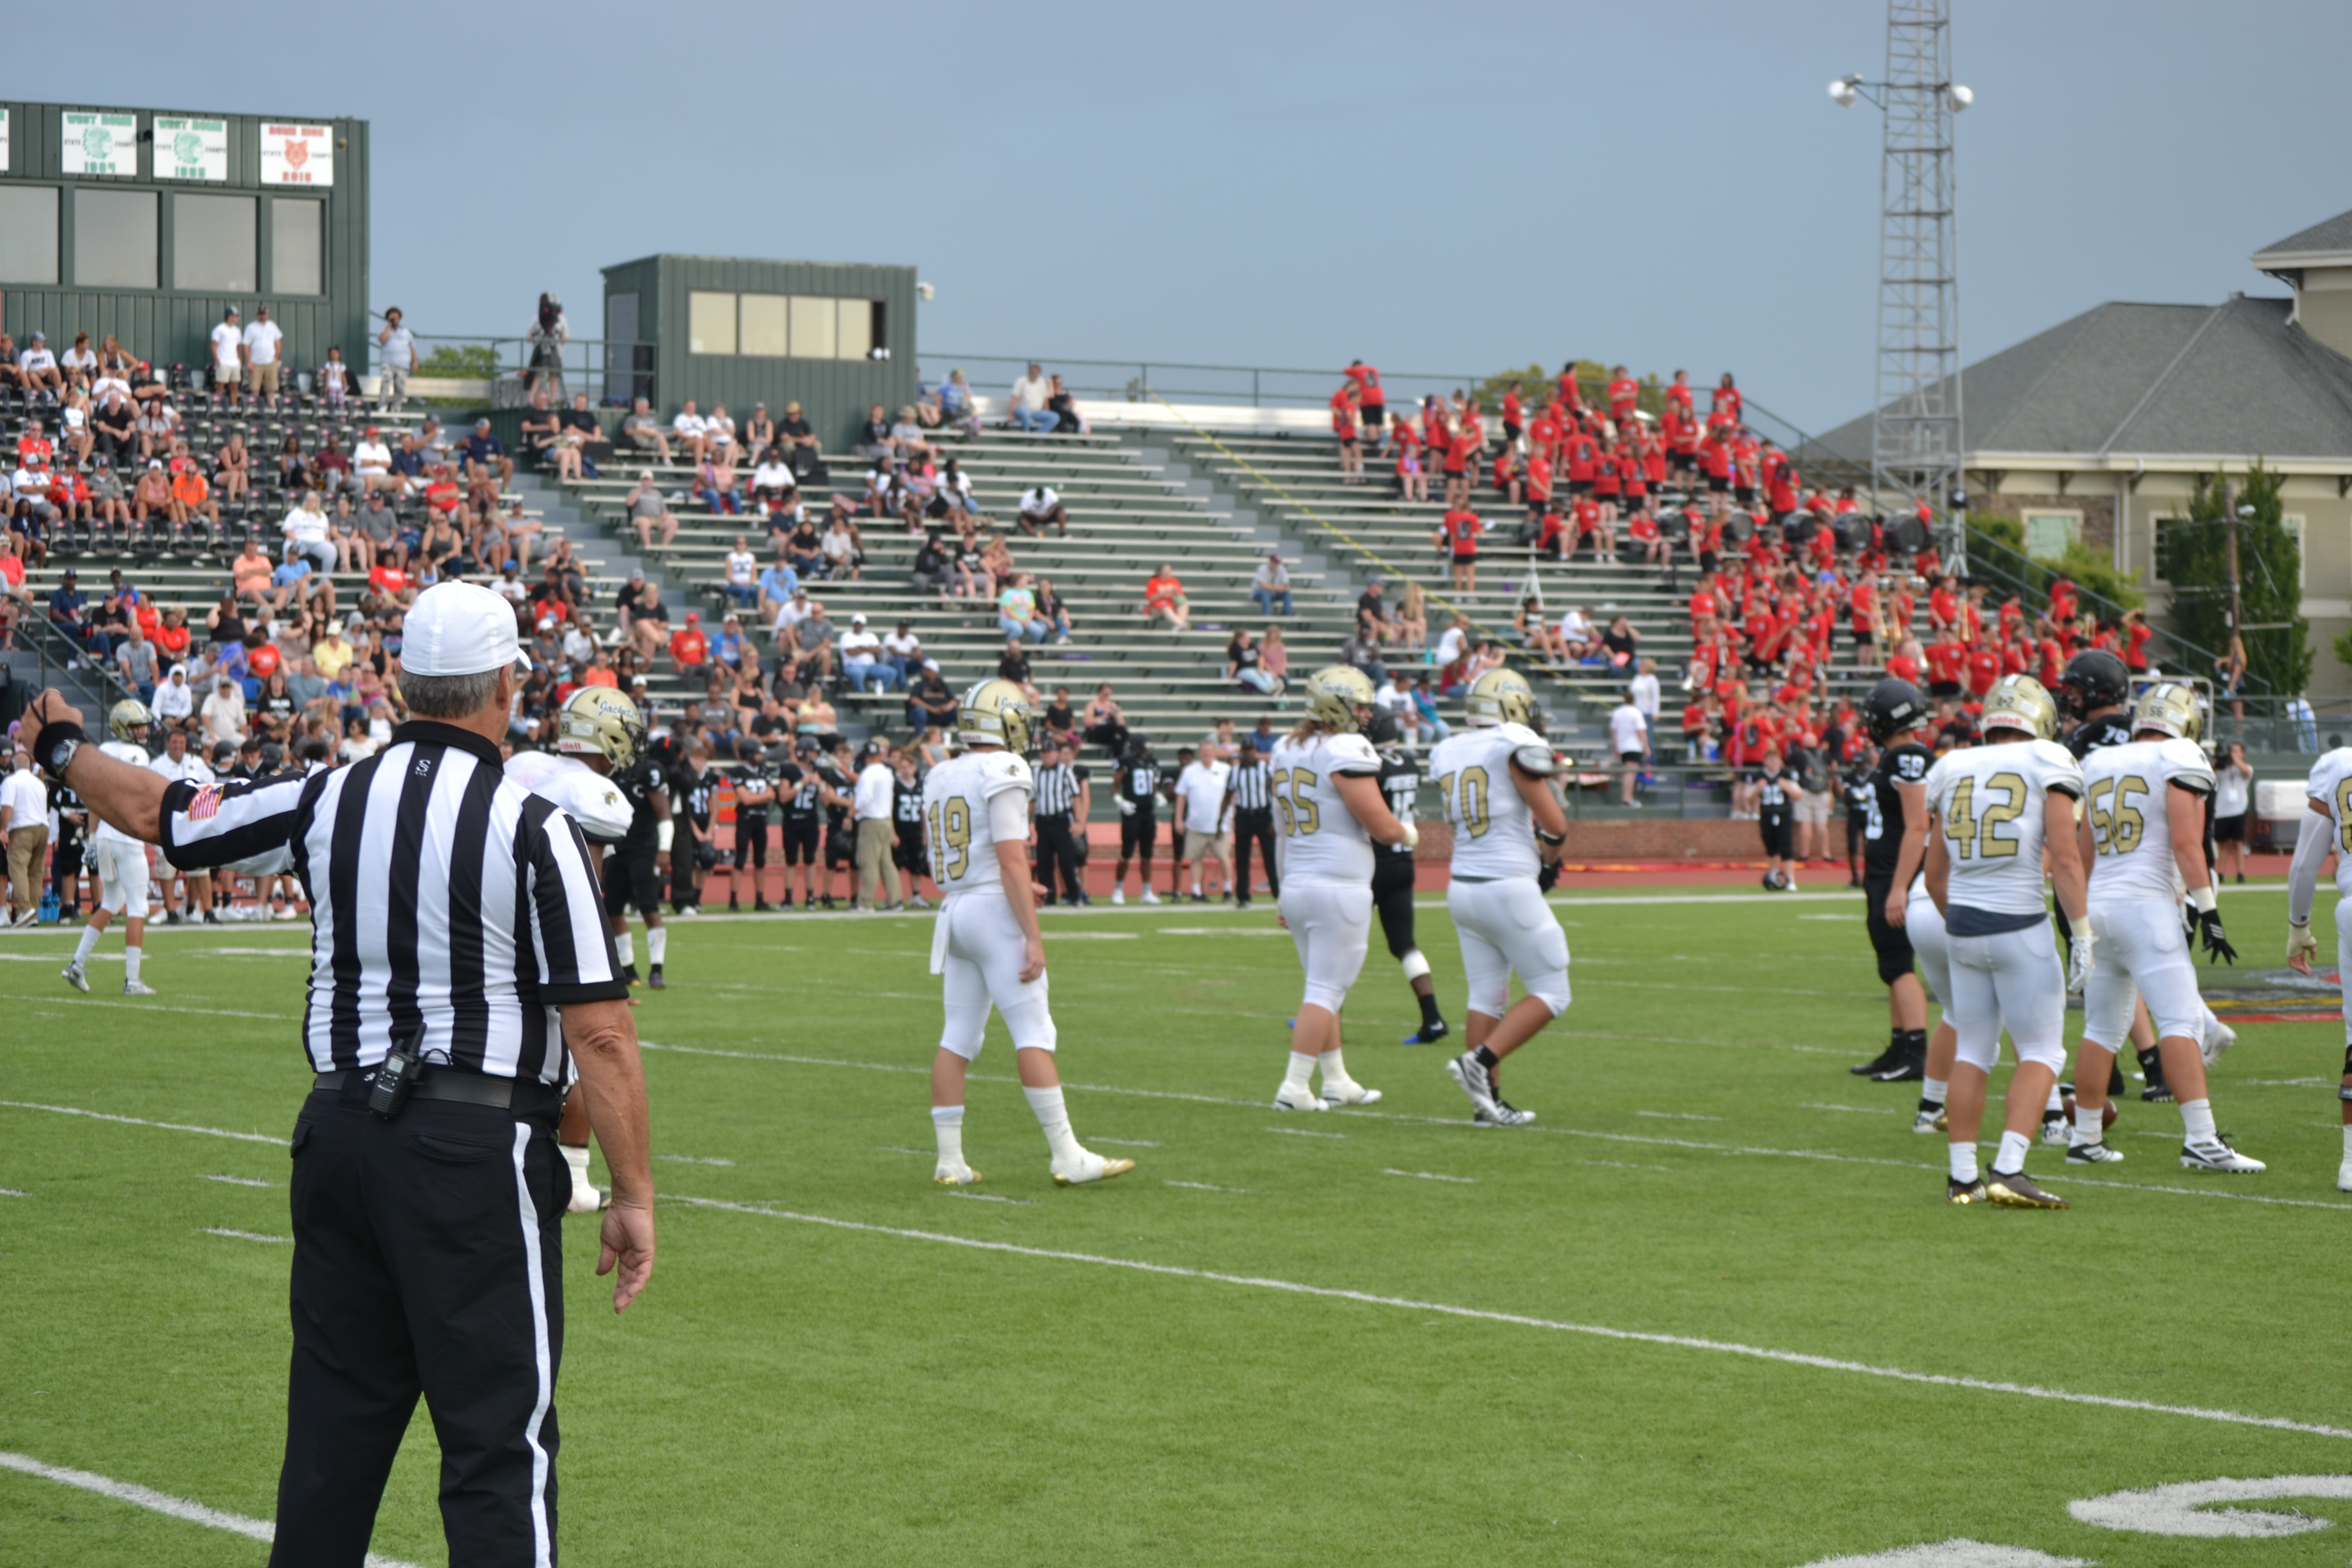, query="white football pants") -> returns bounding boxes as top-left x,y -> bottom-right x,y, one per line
1280,877 -> 1372,1014
932,886 -> 1056,1059
1448,876 -> 1571,1018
